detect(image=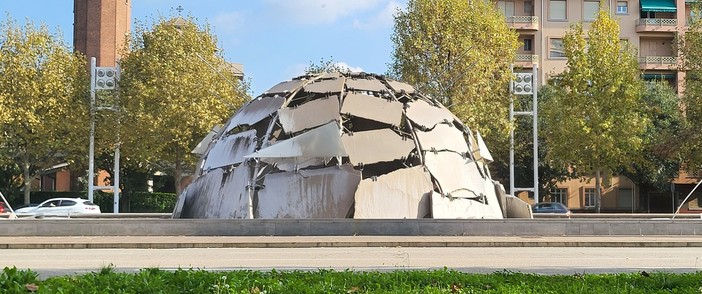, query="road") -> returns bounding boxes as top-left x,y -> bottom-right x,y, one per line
3,246 -> 701,278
